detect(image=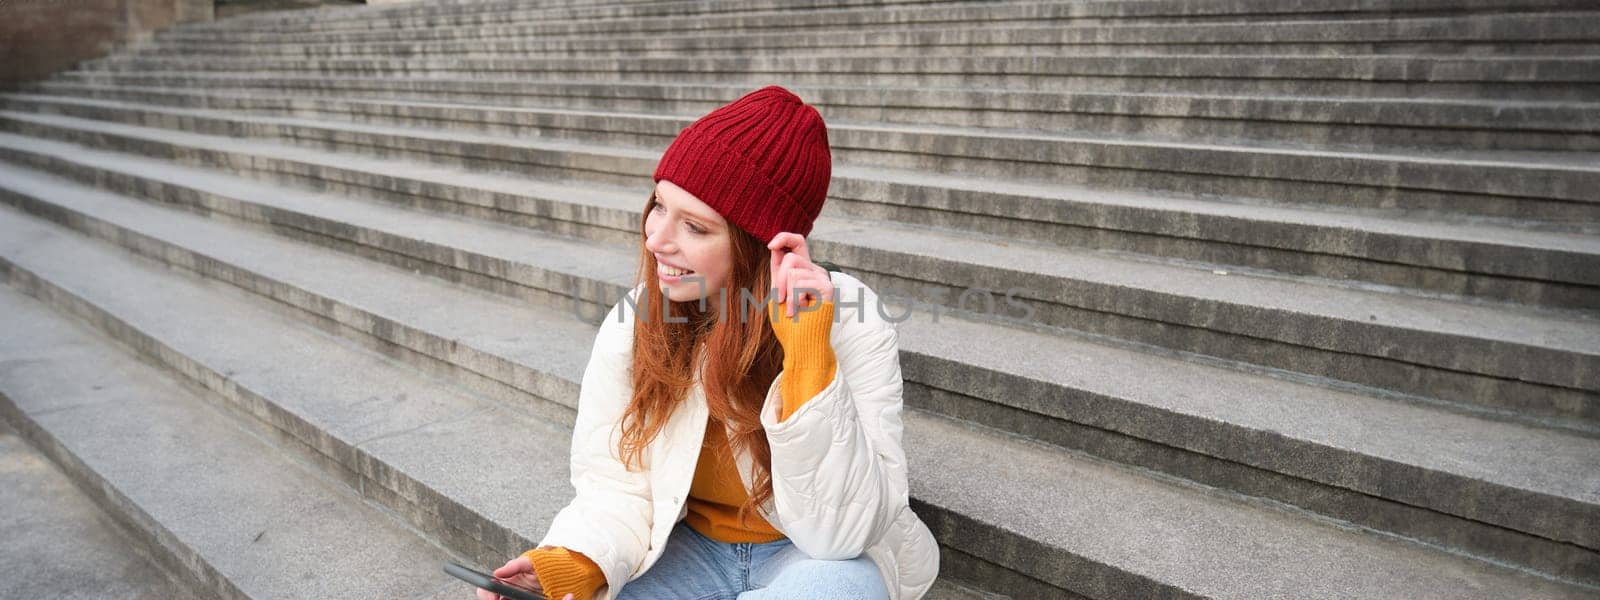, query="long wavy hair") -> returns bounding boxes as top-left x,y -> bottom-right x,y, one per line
614,187 -> 785,529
